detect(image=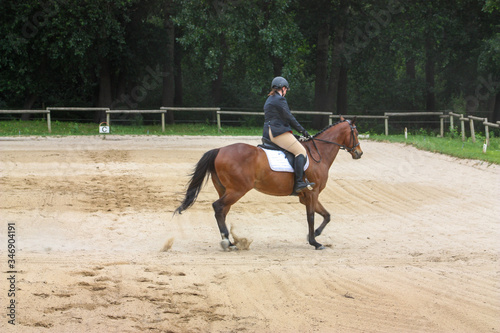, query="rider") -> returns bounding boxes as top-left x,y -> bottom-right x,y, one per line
263,76 -> 315,194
